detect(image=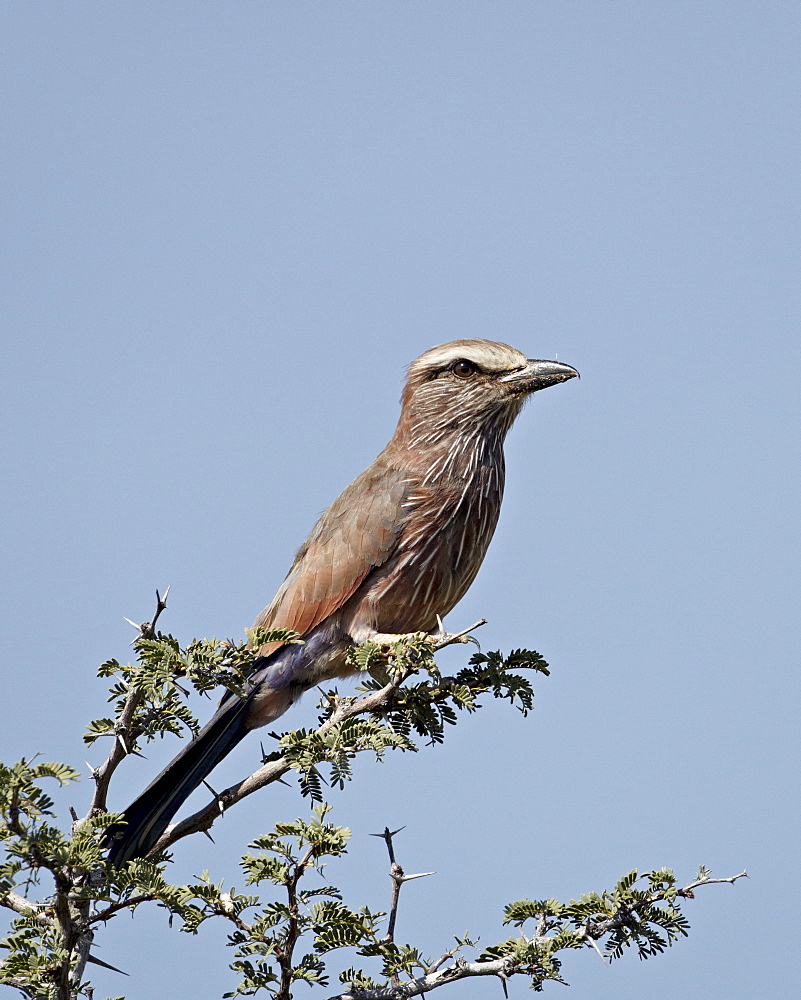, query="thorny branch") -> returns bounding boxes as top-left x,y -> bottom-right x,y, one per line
583,870 -> 749,941
78,588 -> 171,825
370,827 -> 434,946
277,843 -> 317,1000
334,955 -> 521,1000
369,826 -> 435,988
88,894 -> 161,926
322,871 -> 749,1000
23,587 -> 170,1000
0,892 -> 49,925
151,621 -> 487,855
